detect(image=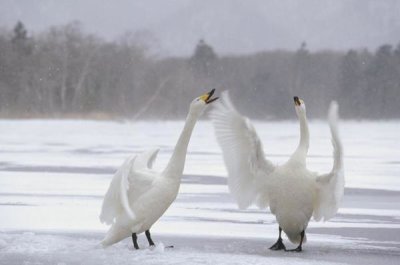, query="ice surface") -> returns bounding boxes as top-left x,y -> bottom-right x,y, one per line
0,120 -> 399,264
